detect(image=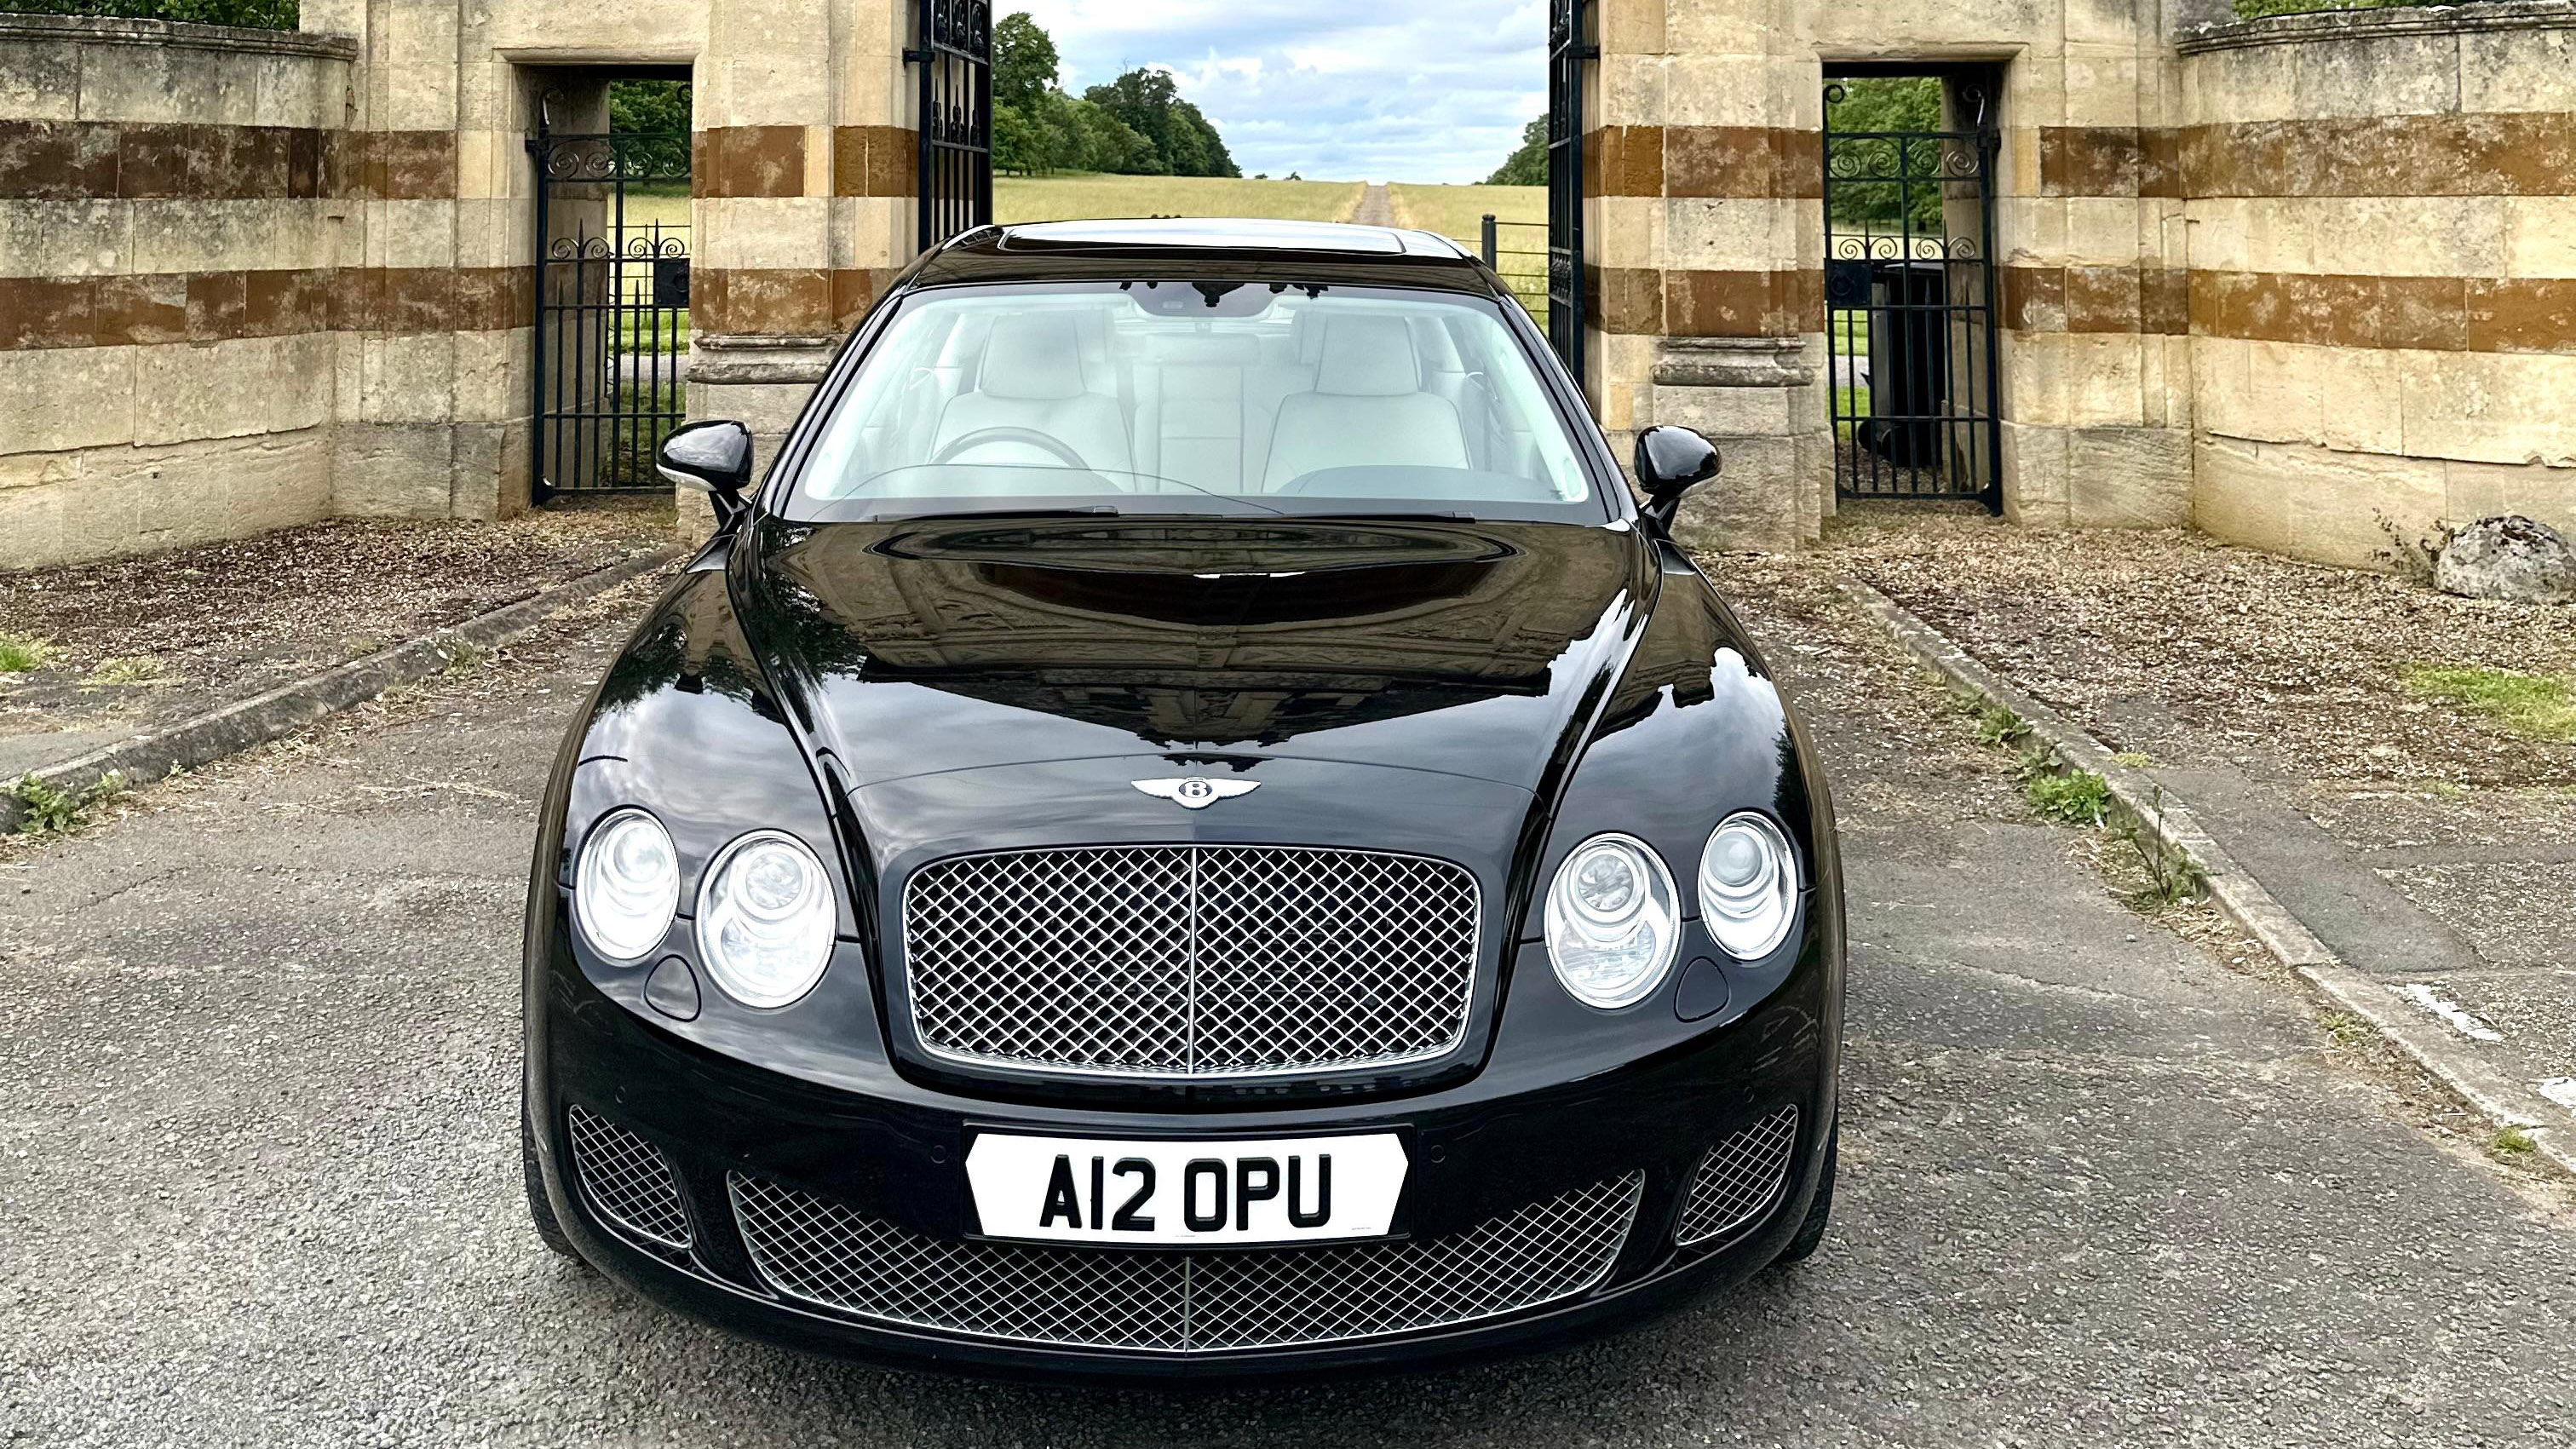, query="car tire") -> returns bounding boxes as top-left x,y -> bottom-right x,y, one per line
1775,1116 -> 1837,1265
522,1092 -> 581,1262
